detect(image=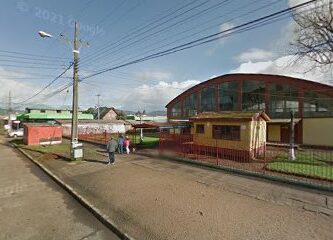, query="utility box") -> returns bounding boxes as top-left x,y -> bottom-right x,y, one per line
72,142 -> 83,159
